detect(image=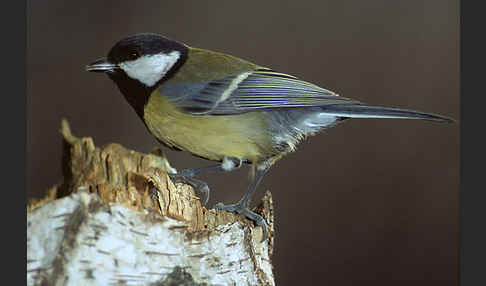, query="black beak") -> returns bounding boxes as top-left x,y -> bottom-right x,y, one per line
85,58 -> 118,73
